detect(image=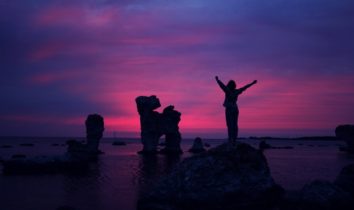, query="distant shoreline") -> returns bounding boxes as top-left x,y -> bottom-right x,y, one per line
0,136 -> 339,141
246,136 -> 338,141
